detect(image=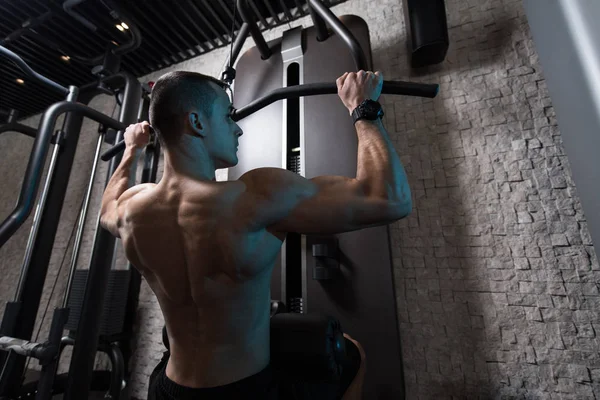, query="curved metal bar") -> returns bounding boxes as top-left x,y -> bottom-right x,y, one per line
1,11 -> 53,44
63,0 -> 98,32
308,3 -> 329,41
231,80 -> 440,120
0,123 -> 37,138
0,45 -> 69,96
104,0 -> 143,57
0,101 -> 126,248
236,0 -> 271,60
61,0 -> 142,65
308,0 -> 367,71
101,79 -> 440,161
107,344 -> 125,399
